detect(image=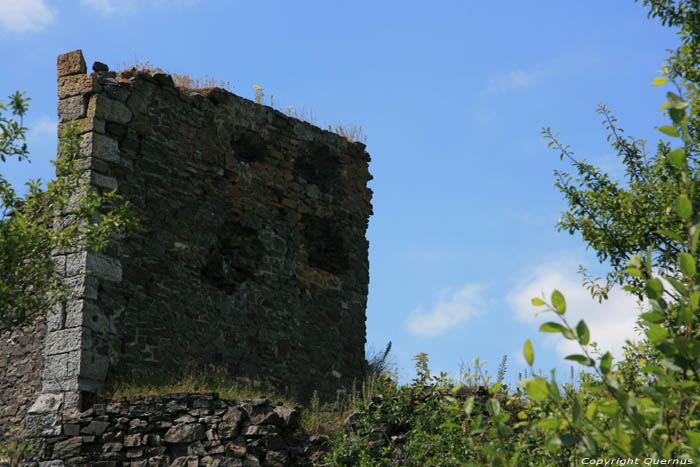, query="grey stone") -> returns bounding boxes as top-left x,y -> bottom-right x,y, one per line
80,131 -> 120,162
27,393 -> 63,414
58,95 -> 87,122
81,420 -> 110,435
92,61 -> 109,72
91,172 -> 118,190
164,424 -> 206,443
86,253 -> 122,282
44,328 -> 82,355
53,436 -> 82,457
